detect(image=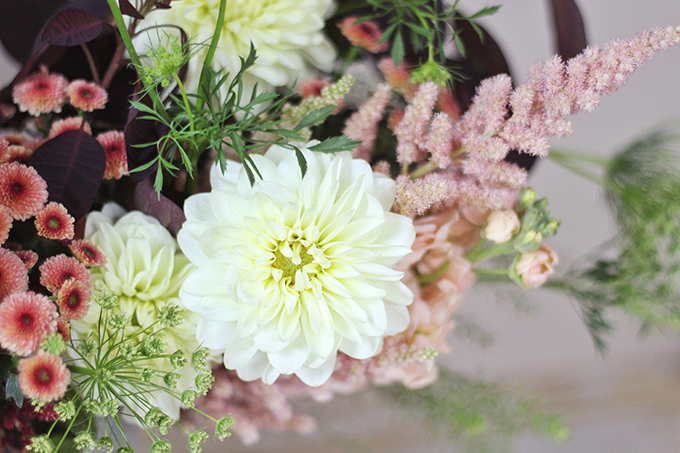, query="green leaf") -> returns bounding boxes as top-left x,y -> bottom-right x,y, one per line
308,136 -> 361,153
391,28 -> 405,66
5,373 -> 23,408
294,105 -> 338,132
270,129 -> 305,141
468,5 -> 502,19
294,147 -> 307,178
